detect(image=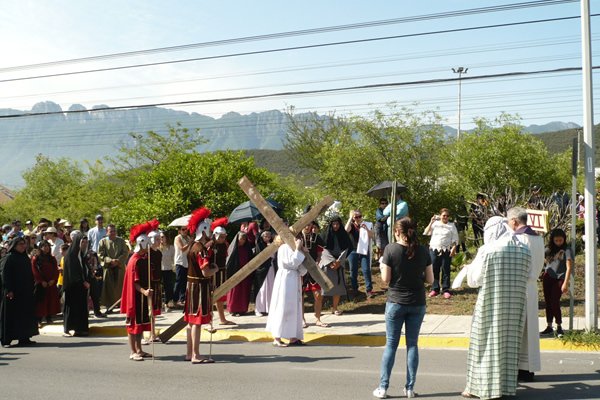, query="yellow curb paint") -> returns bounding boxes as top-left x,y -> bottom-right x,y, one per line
39,326 -> 599,352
